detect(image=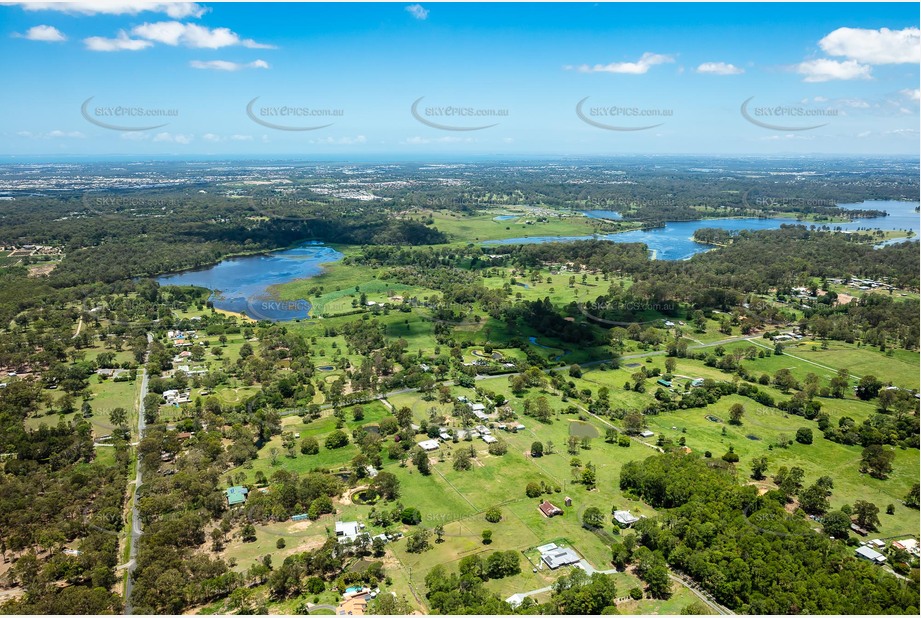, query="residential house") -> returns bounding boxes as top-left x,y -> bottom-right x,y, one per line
855,546 -> 886,564
337,592 -> 369,615
418,439 -> 440,451
225,486 -> 249,506
538,500 -> 563,518
335,521 -> 362,544
537,543 -> 580,569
